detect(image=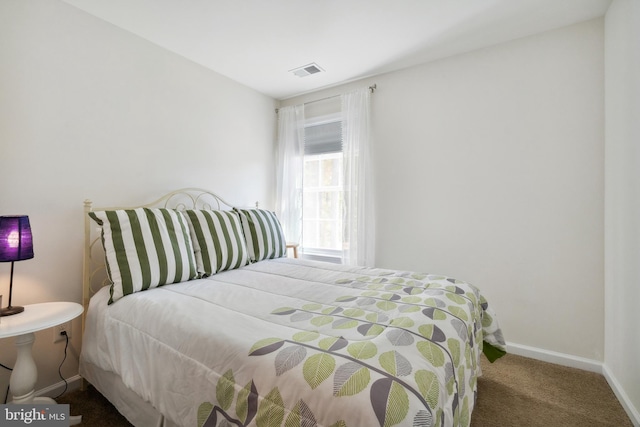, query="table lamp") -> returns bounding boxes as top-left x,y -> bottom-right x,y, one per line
0,215 -> 34,316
